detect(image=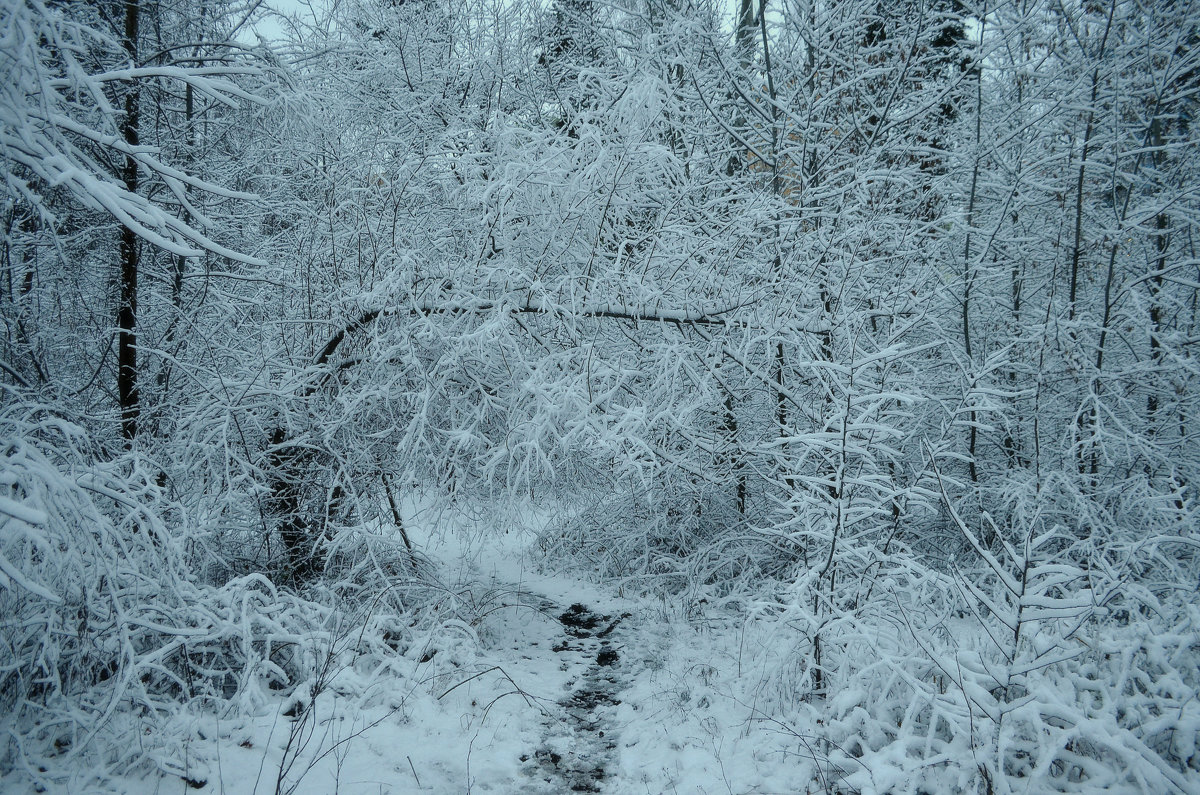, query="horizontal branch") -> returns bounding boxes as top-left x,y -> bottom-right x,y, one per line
463,300 -> 742,327
302,297 -> 829,396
